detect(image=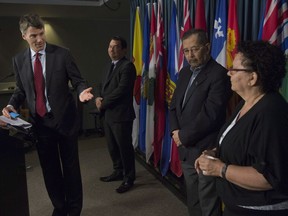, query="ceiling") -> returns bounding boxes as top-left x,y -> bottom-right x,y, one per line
0,0 -> 109,6
0,0 -> 127,19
